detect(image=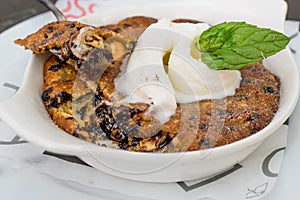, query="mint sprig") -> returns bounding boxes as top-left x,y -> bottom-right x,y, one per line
198,22 -> 290,70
